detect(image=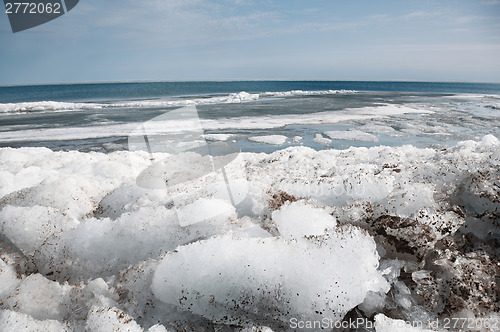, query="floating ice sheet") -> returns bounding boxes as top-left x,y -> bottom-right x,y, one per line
248,135 -> 288,145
